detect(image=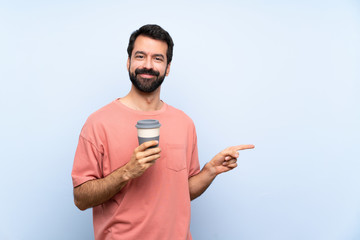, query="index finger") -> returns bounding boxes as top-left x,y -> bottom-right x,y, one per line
234,144 -> 255,151
136,140 -> 159,152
